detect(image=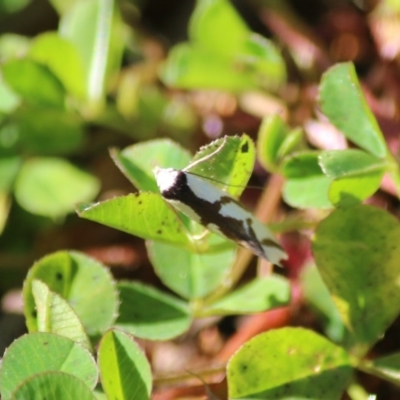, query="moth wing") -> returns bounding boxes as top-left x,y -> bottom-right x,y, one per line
185,173 -> 287,265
